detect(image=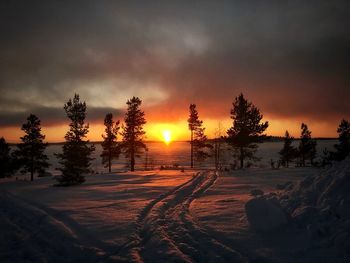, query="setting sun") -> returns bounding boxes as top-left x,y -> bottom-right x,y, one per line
145,123 -> 186,142
162,130 -> 171,144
